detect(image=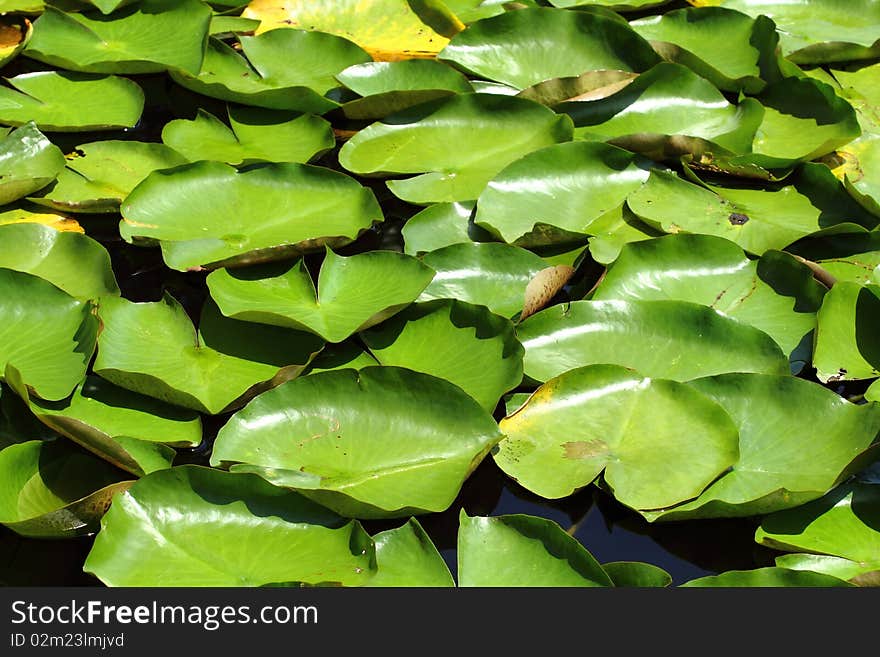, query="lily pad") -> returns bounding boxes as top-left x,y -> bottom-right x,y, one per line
207,249 -> 434,342
0,122 -> 64,205
756,483 -> 880,568
0,16 -> 31,69
170,30 -> 370,114
688,0 -> 880,64
84,465 -> 377,586
418,242 -> 548,319
626,165 -> 879,256
366,518 -> 454,587
7,368 -> 198,477
681,567 -> 852,587
361,300 -> 524,411
211,367 -> 504,517
774,554 -> 880,584
559,62 -> 763,158
120,160 -> 384,271
630,7 -> 781,93
0,439 -> 131,539
644,373 -> 880,521
602,561 -> 672,587
474,141 -> 651,244
401,201 -> 480,255
94,295 -> 324,415
517,70 -> 639,107
457,511 -> 613,587
24,1 -> 212,75
29,140 -> 187,213
494,365 -> 740,509
438,8 -> 659,90
0,269 -> 98,402
516,298 -> 788,383
593,234 -> 826,357
161,106 -> 333,165
242,0 -> 463,61
0,71 -> 144,132
813,281 -> 880,383
339,93 -> 573,204
0,205 -> 82,233
0,223 -> 118,300
302,340 -> 378,376
787,230 -> 880,286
